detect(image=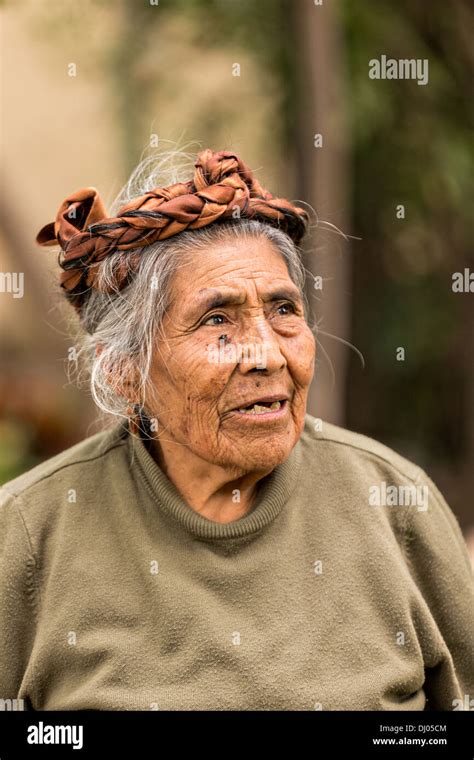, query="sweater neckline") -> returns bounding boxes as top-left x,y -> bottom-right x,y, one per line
123,421 -> 303,541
